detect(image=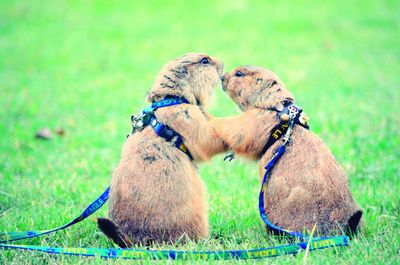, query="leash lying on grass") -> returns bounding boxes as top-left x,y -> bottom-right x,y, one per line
0,184 -> 348,260
0,237 -> 348,260
0,181 -> 349,260
0,183 -> 348,260
0,100 -> 350,260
